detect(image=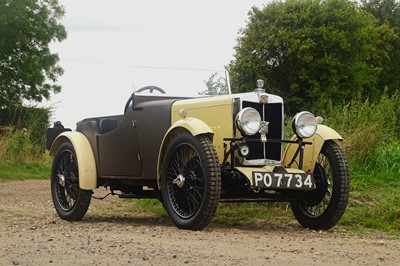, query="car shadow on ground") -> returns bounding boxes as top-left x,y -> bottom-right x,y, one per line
79,212 -> 304,233
81,213 -> 172,227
